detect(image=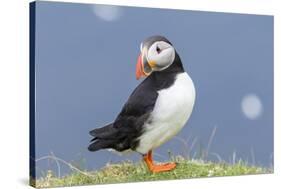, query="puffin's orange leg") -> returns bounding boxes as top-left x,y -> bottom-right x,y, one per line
143,150 -> 176,173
